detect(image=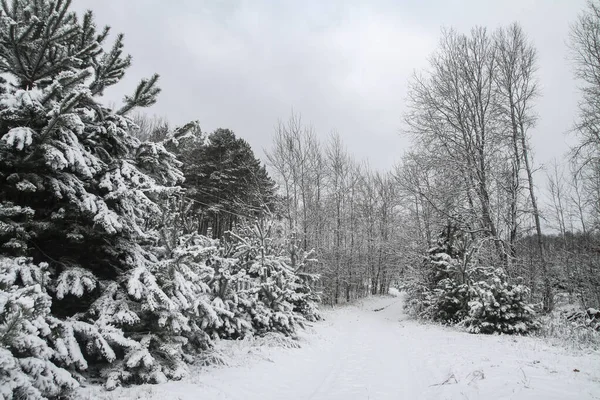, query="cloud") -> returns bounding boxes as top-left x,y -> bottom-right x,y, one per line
71,0 -> 585,170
